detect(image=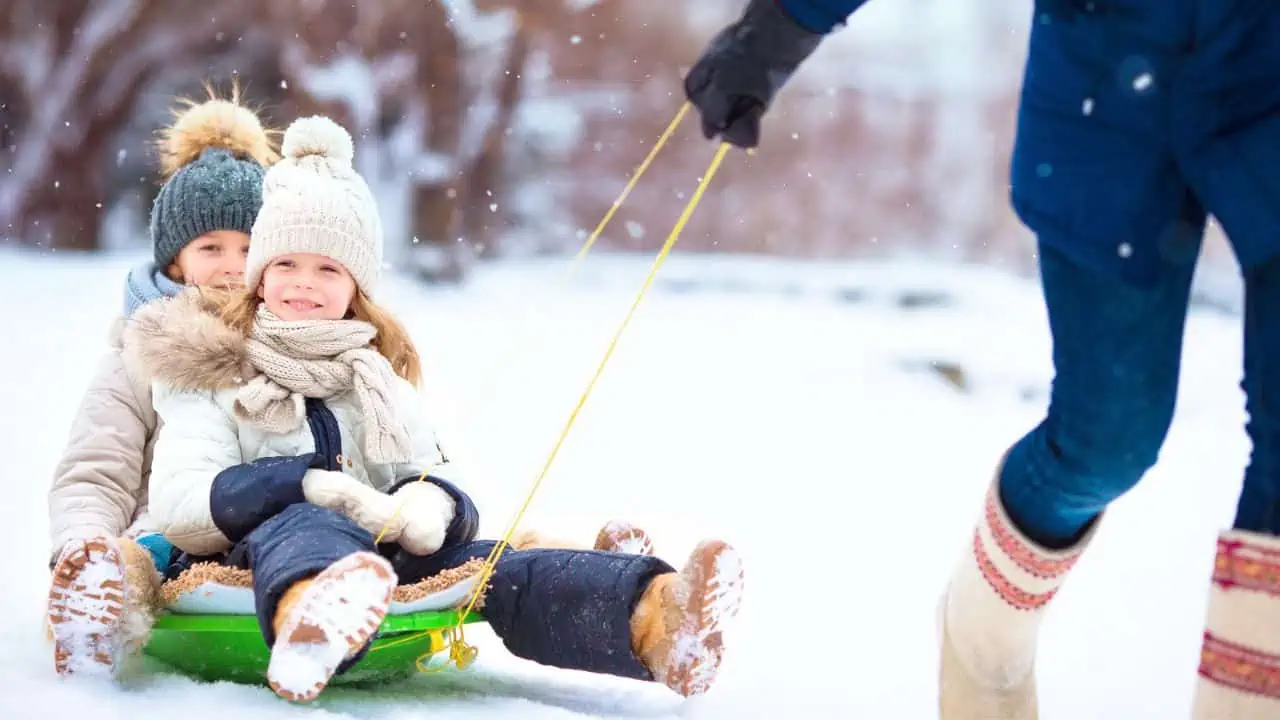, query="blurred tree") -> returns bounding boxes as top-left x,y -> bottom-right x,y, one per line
0,0 -> 253,250
0,0 -> 1133,284
265,0 -> 521,282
